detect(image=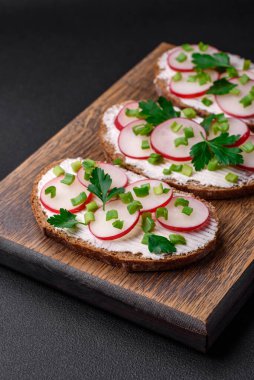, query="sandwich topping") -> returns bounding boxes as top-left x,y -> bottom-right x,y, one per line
155,43 -> 254,122
38,158 -> 218,260
103,98 -> 254,188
